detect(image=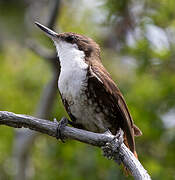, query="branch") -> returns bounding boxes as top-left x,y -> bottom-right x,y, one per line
0,111 -> 151,180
